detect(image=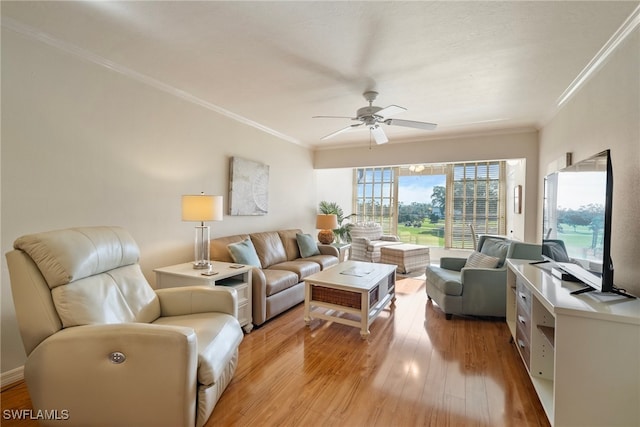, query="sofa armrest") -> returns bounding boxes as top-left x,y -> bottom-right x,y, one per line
318,244 -> 339,258
440,257 -> 467,271
251,267 -> 267,325
380,235 -> 400,242
25,323 -> 198,427
155,285 -> 237,317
